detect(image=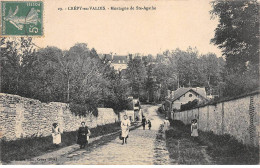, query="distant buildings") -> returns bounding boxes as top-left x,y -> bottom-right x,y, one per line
99,54 -> 129,72
164,87 -> 209,112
